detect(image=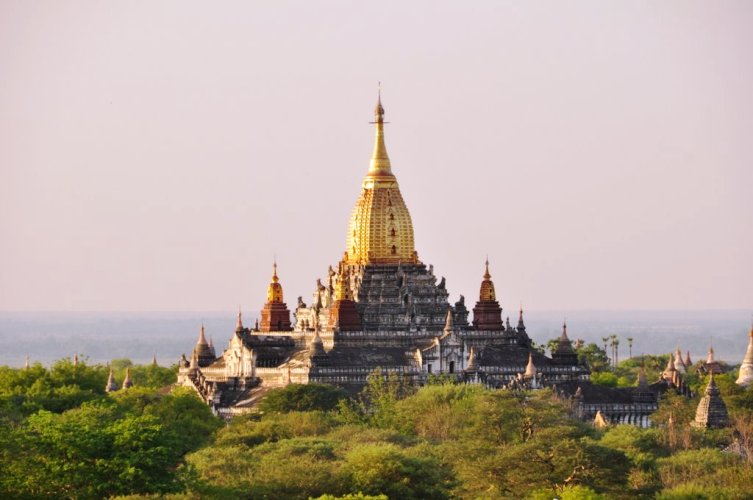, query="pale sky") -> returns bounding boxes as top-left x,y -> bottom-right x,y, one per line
1,1 -> 751,312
